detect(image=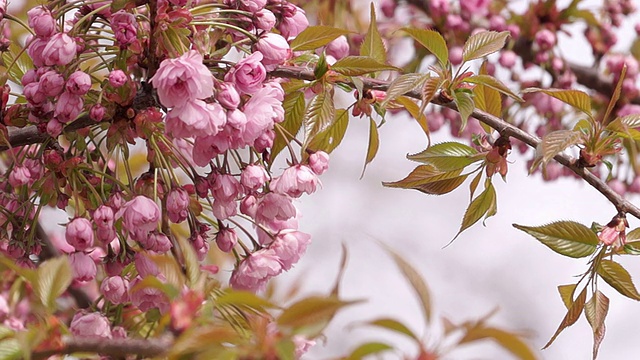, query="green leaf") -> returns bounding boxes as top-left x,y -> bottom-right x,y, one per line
460,327 -> 536,360
607,114 -> 640,131
584,290 -> 609,360
175,235 -> 202,286
396,96 -> 430,141
275,340 -> 296,360
0,339 -> 21,360
598,259 -> 640,300
462,31 -> 510,62
290,26 -> 351,51
215,290 -> 277,312
331,56 -> 399,76
453,182 -> 496,240
361,117 -> 379,177
464,75 -> 524,102
407,142 -> 479,171
418,76 -> 442,115
277,296 -> 362,336
558,284 -> 577,309
306,108 -> 349,154
468,171 -> 483,200
473,62 -> 502,119
273,91 -> 306,160
522,88 -> 592,118
382,245 -> 432,325
382,73 -> 429,106
452,91 -> 475,132
532,130 -> 583,170
360,4 -> 386,63
304,87 -> 335,141
602,65 -> 626,125
383,166 -> 467,195
401,28 -> 449,67
544,287 -> 587,349
346,342 -> 394,360
366,318 -> 420,341
512,221 -> 599,258
35,256 -> 72,311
